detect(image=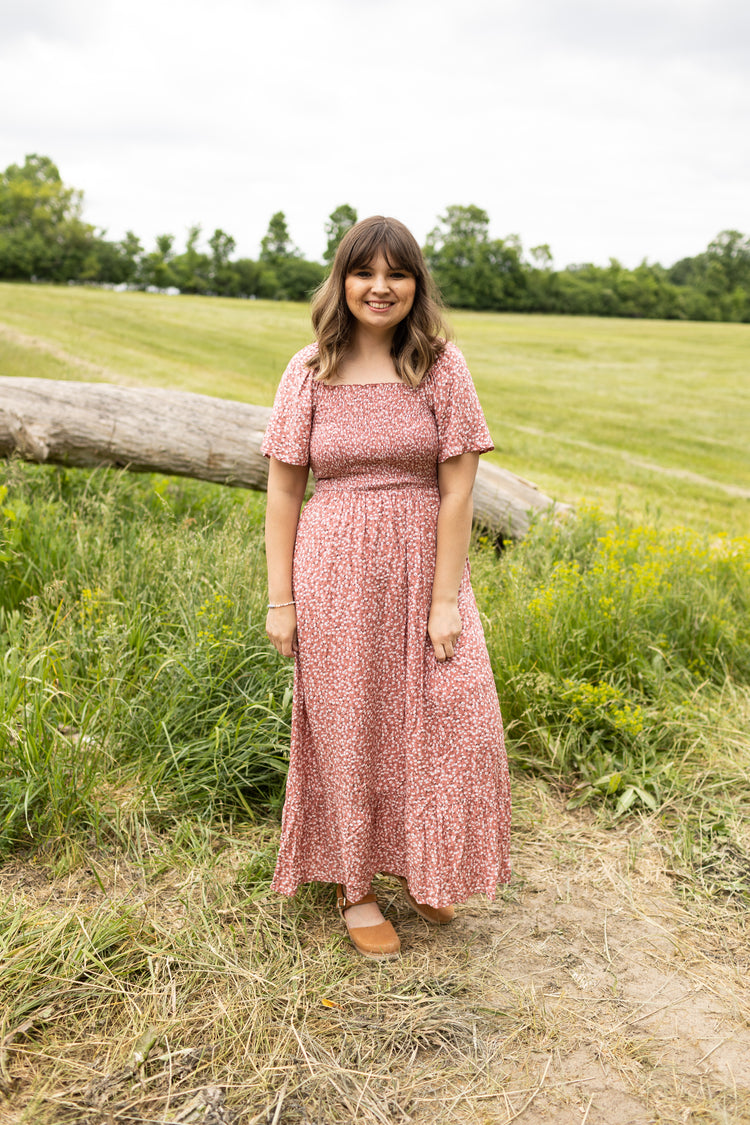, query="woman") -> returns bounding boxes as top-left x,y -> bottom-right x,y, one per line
262,216 -> 510,959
